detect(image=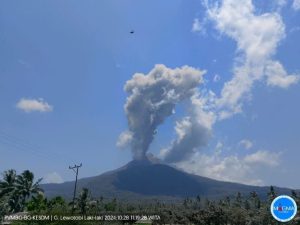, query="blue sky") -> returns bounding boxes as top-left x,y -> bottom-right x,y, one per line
0,0 -> 299,188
